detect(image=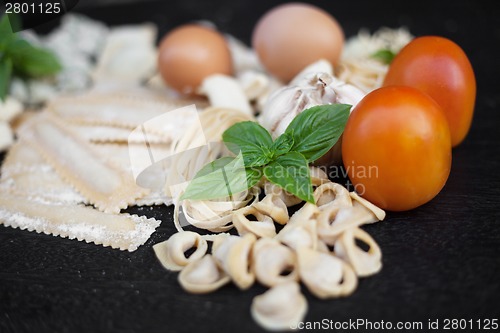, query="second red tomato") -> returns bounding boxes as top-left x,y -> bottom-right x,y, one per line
383,36 -> 476,147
